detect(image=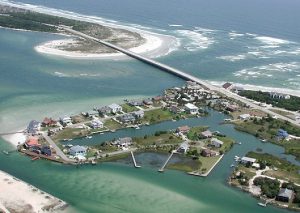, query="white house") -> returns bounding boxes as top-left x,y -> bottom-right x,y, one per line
132,110 -> 144,119
177,142 -> 189,154
69,145 -> 87,156
108,103 -> 122,114
91,119 -> 103,129
211,138 -> 224,148
114,137 -> 132,148
184,103 -> 199,114
239,114 -> 251,121
241,157 -> 256,165
60,116 -> 72,126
